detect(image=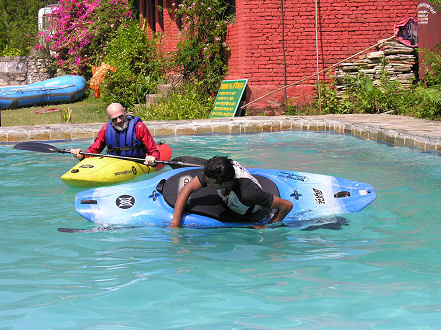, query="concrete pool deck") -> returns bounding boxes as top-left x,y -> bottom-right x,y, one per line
1,114 -> 440,154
